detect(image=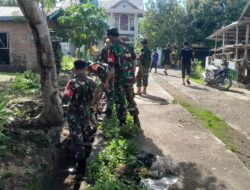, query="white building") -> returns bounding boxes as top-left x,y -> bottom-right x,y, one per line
98,0 -> 144,45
